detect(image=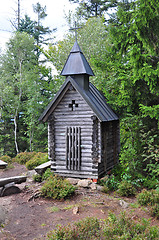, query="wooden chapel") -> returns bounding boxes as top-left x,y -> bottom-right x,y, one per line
39,41 -> 120,179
